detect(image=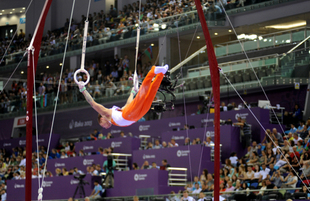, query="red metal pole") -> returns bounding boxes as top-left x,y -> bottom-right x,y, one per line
25,48 -> 34,201
25,1 -> 54,200
193,2 -> 221,201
